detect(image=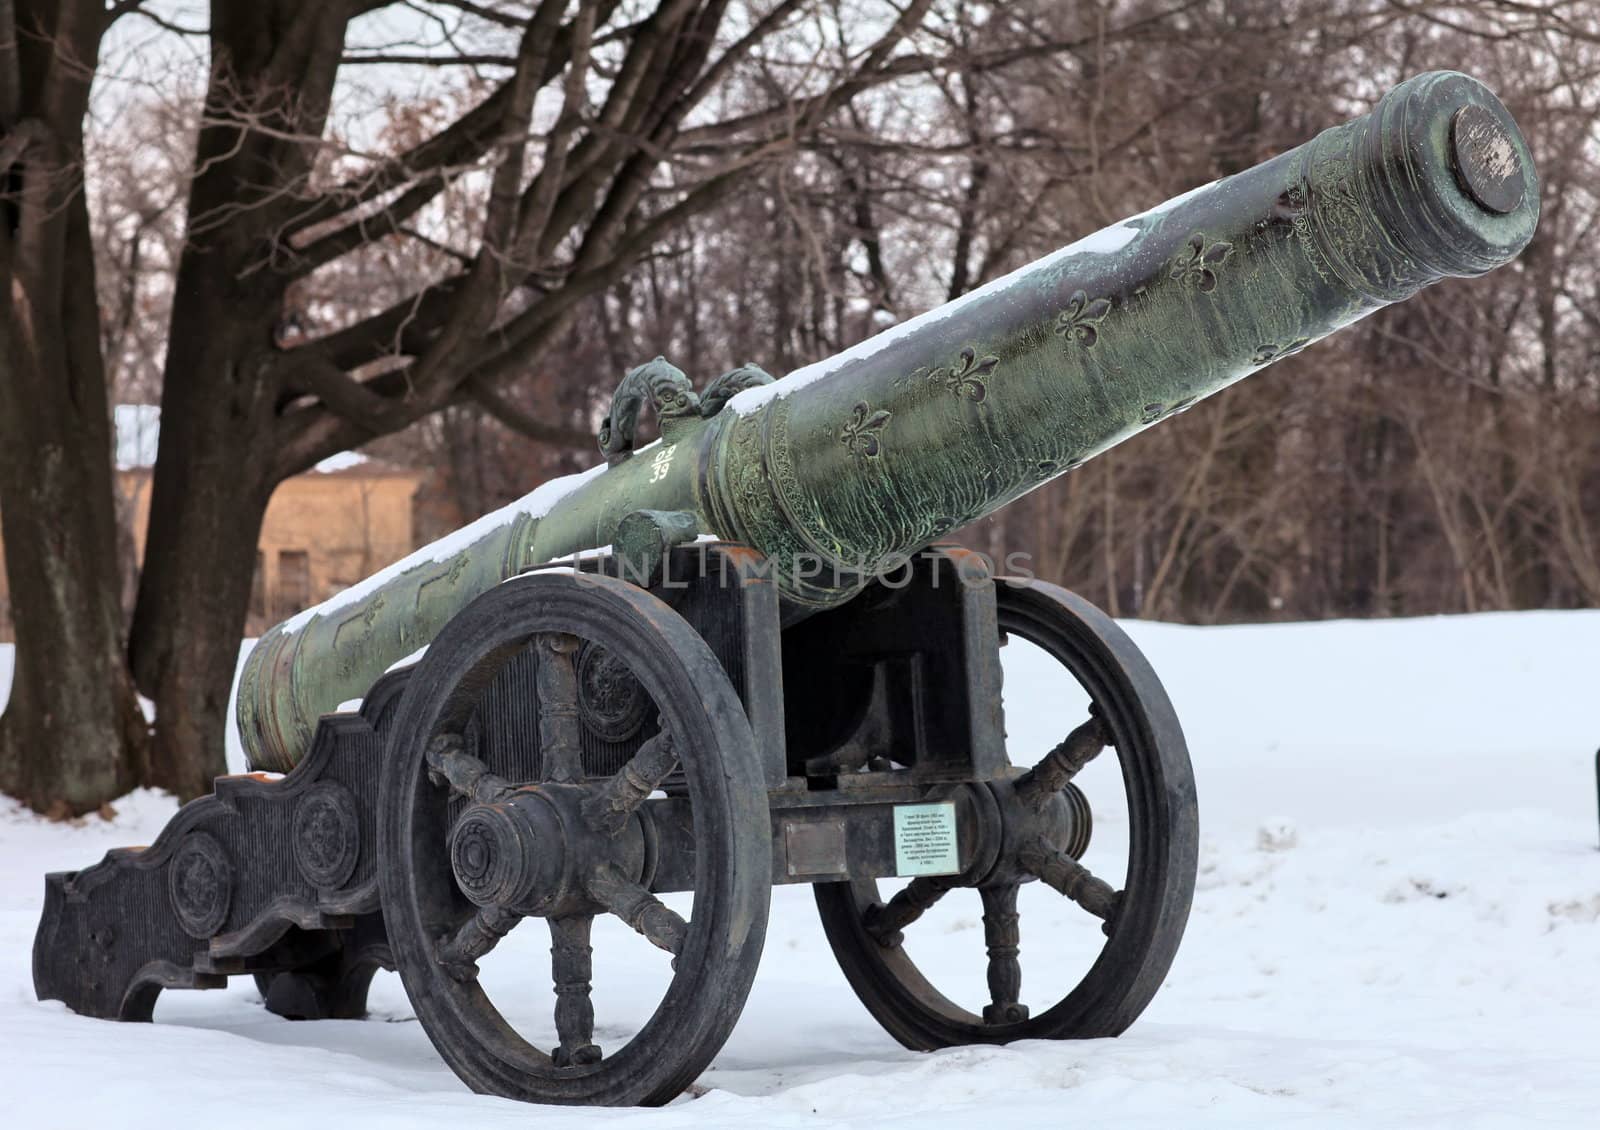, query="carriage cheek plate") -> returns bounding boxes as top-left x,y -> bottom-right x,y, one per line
893,803 -> 960,876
